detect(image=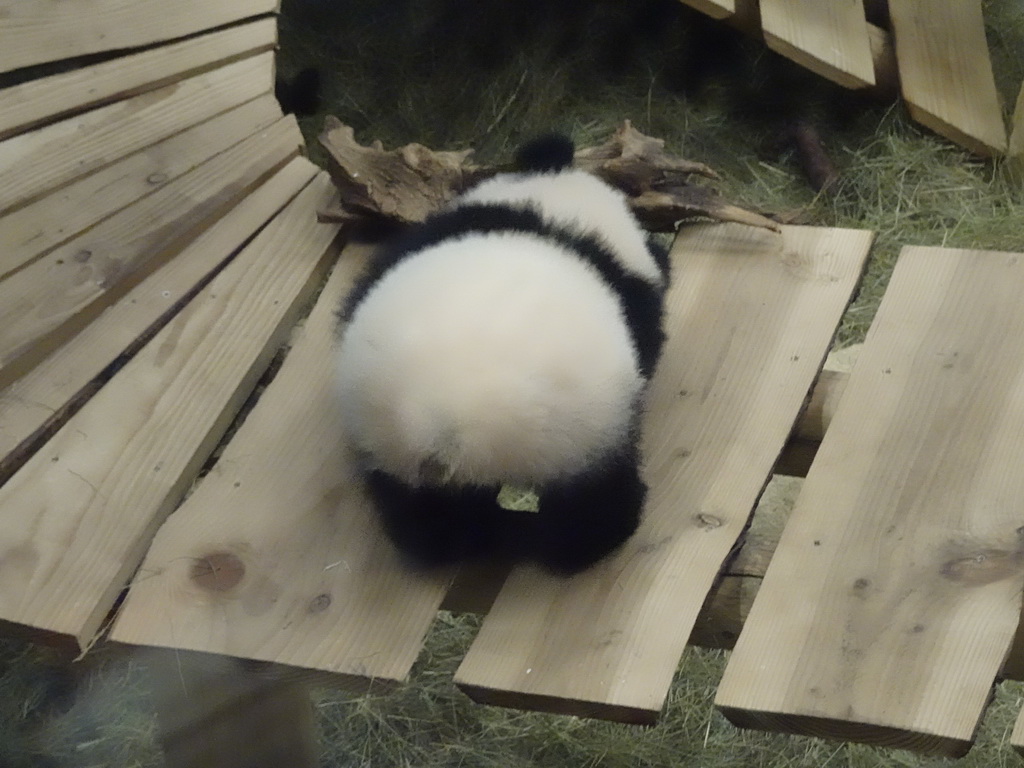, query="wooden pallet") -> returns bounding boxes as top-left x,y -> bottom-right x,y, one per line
679,0 -> 1016,158
3,2 -> 1024,766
